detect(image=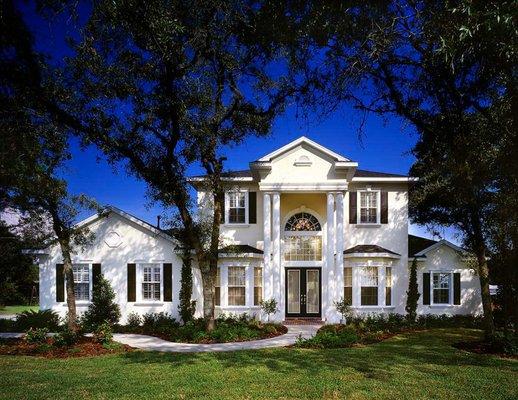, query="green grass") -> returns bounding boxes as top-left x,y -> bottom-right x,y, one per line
0,329 -> 516,399
0,305 -> 38,315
